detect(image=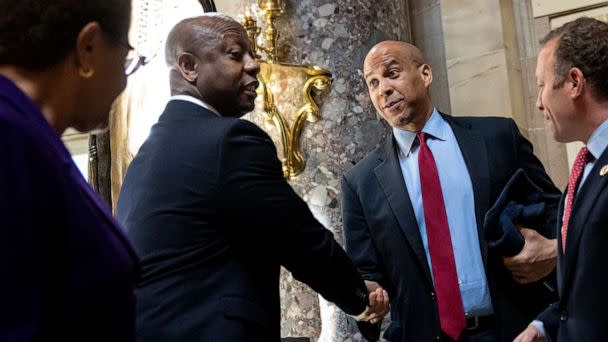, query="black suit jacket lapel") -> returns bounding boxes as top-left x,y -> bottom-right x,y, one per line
561,147 -> 608,296
374,137 -> 433,285
443,114 -> 491,263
